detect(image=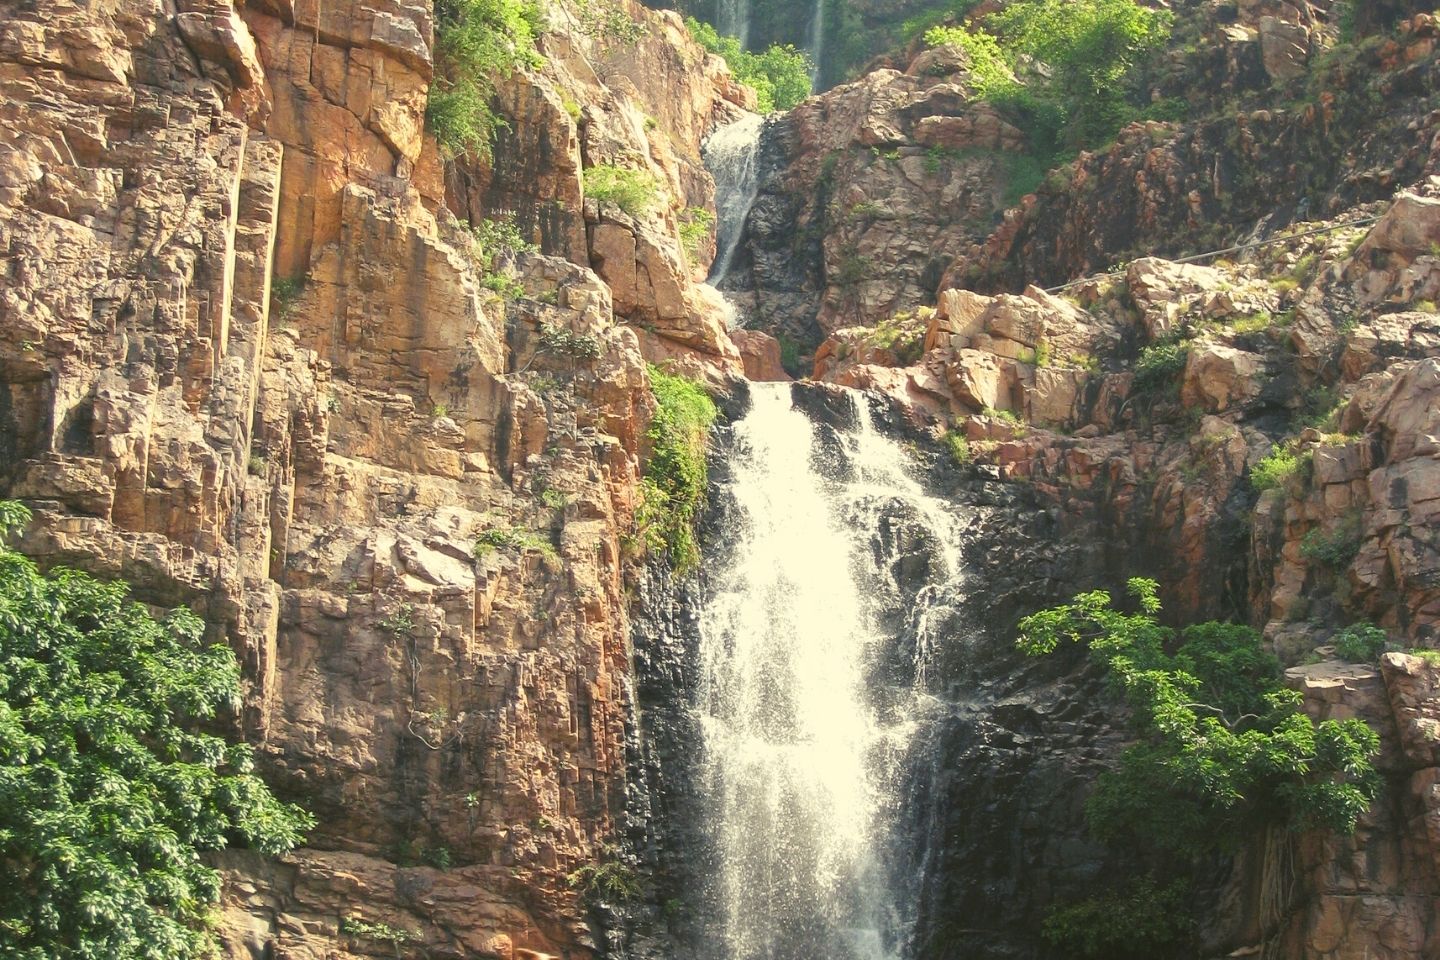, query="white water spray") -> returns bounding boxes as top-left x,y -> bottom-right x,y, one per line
703,113 -> 765,287
695,384 -> 962,959
806,0 -> 825,87
717,0 -> 752,48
